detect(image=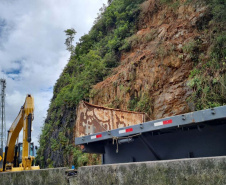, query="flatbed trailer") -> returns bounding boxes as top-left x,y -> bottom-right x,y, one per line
75,105 -> 226,164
